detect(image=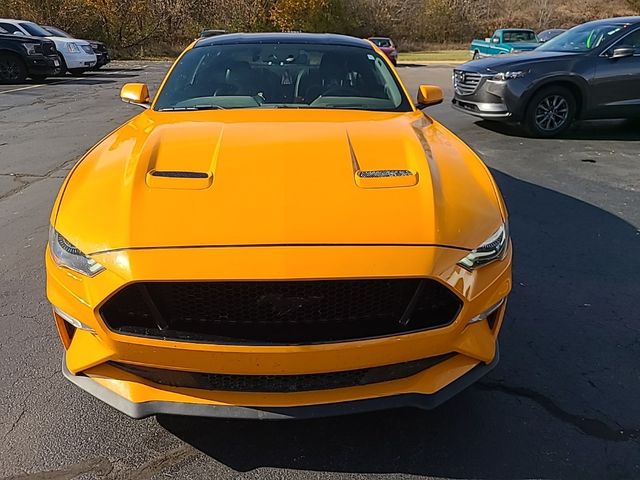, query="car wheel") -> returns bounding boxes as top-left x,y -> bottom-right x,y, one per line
472,51 -> 480,60
525,86 -> 576,138
0,53 -> 27,84
56,54 -> 67,76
